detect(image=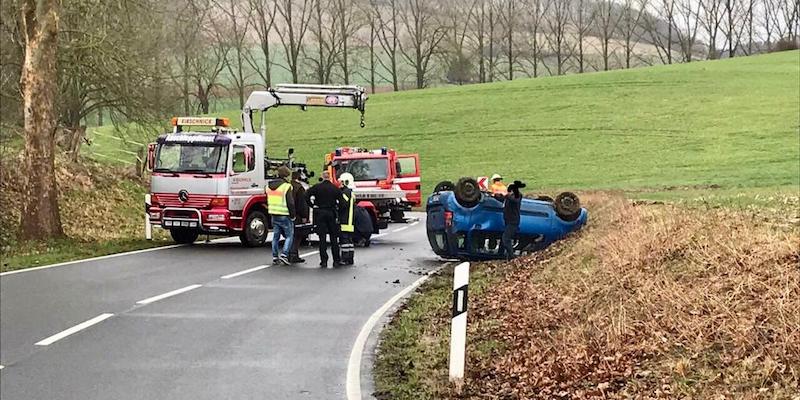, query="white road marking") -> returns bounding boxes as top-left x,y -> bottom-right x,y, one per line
0,365 -> 4,370
346,274 -> 433,400
0,245 -> 183,276
136,284 -> 202,305
408,221 -> 419,227
300,251 -> 320,258
35,313 -> 115,346
392,226 -> 409,233
221,265 -> 270,279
